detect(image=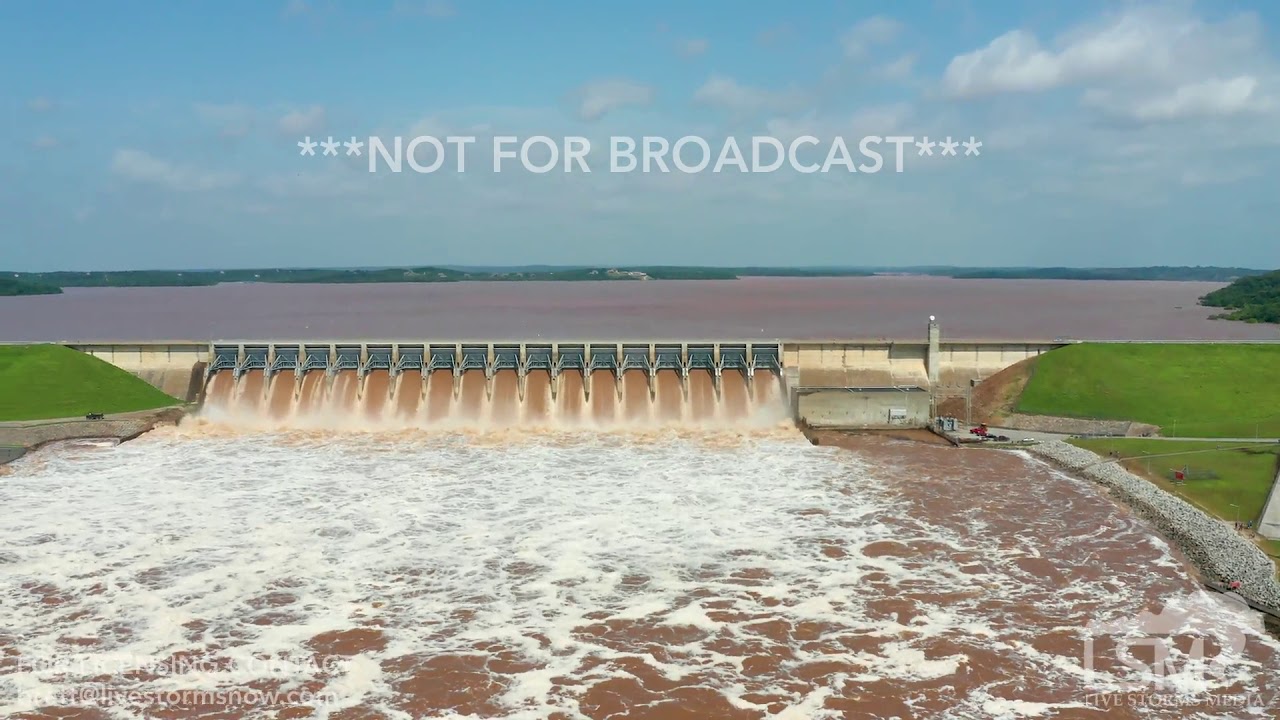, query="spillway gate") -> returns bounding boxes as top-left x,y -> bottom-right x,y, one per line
208,341 -> 782,383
